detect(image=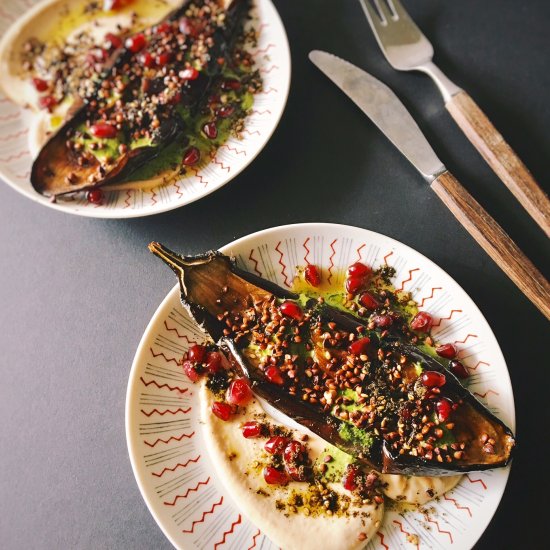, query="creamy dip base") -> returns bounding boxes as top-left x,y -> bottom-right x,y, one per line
200,382 -> 462,549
